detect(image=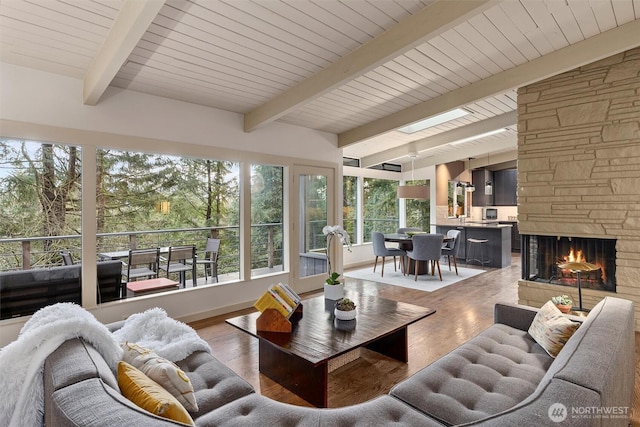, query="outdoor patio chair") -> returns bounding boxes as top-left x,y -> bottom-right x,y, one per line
60,250 -> 75,265
188,238 -> 220,283
123,248 -> 160,283
371,231 -> 406,277
160,245 -> 197,287
407,233 -> 444,281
